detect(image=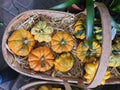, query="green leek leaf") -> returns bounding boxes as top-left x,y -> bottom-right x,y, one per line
86,0 -> 94,49
50,0 -> 79,9
110,0 -> 120,12
111,16 -> 120,30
